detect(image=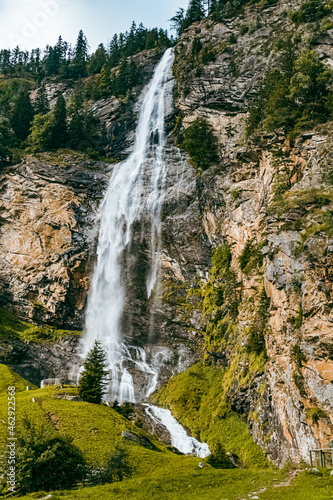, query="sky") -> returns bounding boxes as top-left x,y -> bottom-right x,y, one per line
0,0 -> 189,52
